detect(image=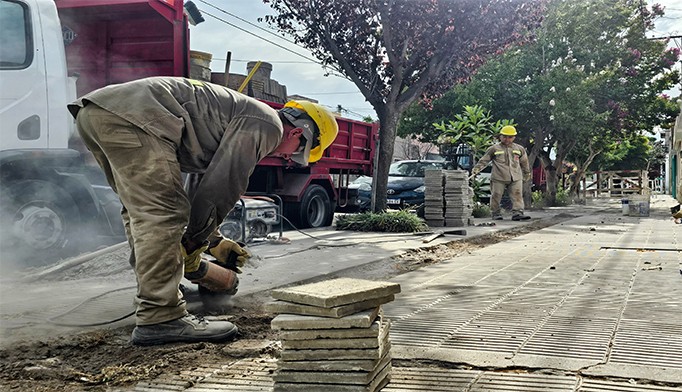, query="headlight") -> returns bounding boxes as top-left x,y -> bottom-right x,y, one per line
414,185 -> 425,193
